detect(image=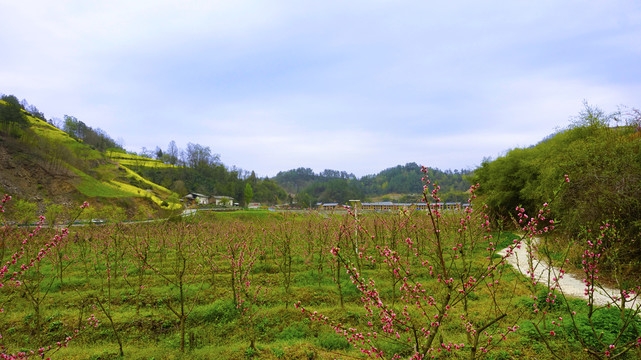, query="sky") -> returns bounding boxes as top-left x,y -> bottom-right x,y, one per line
1,1 -> 640,178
